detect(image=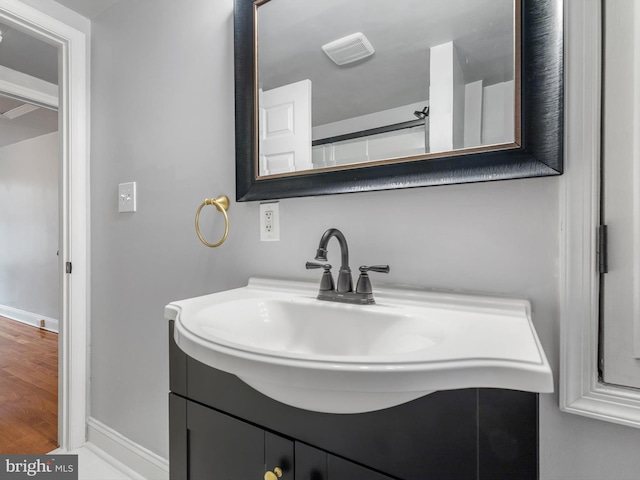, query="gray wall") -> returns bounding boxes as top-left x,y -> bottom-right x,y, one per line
90,0 -> 640,478
0,132 -> 59,319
